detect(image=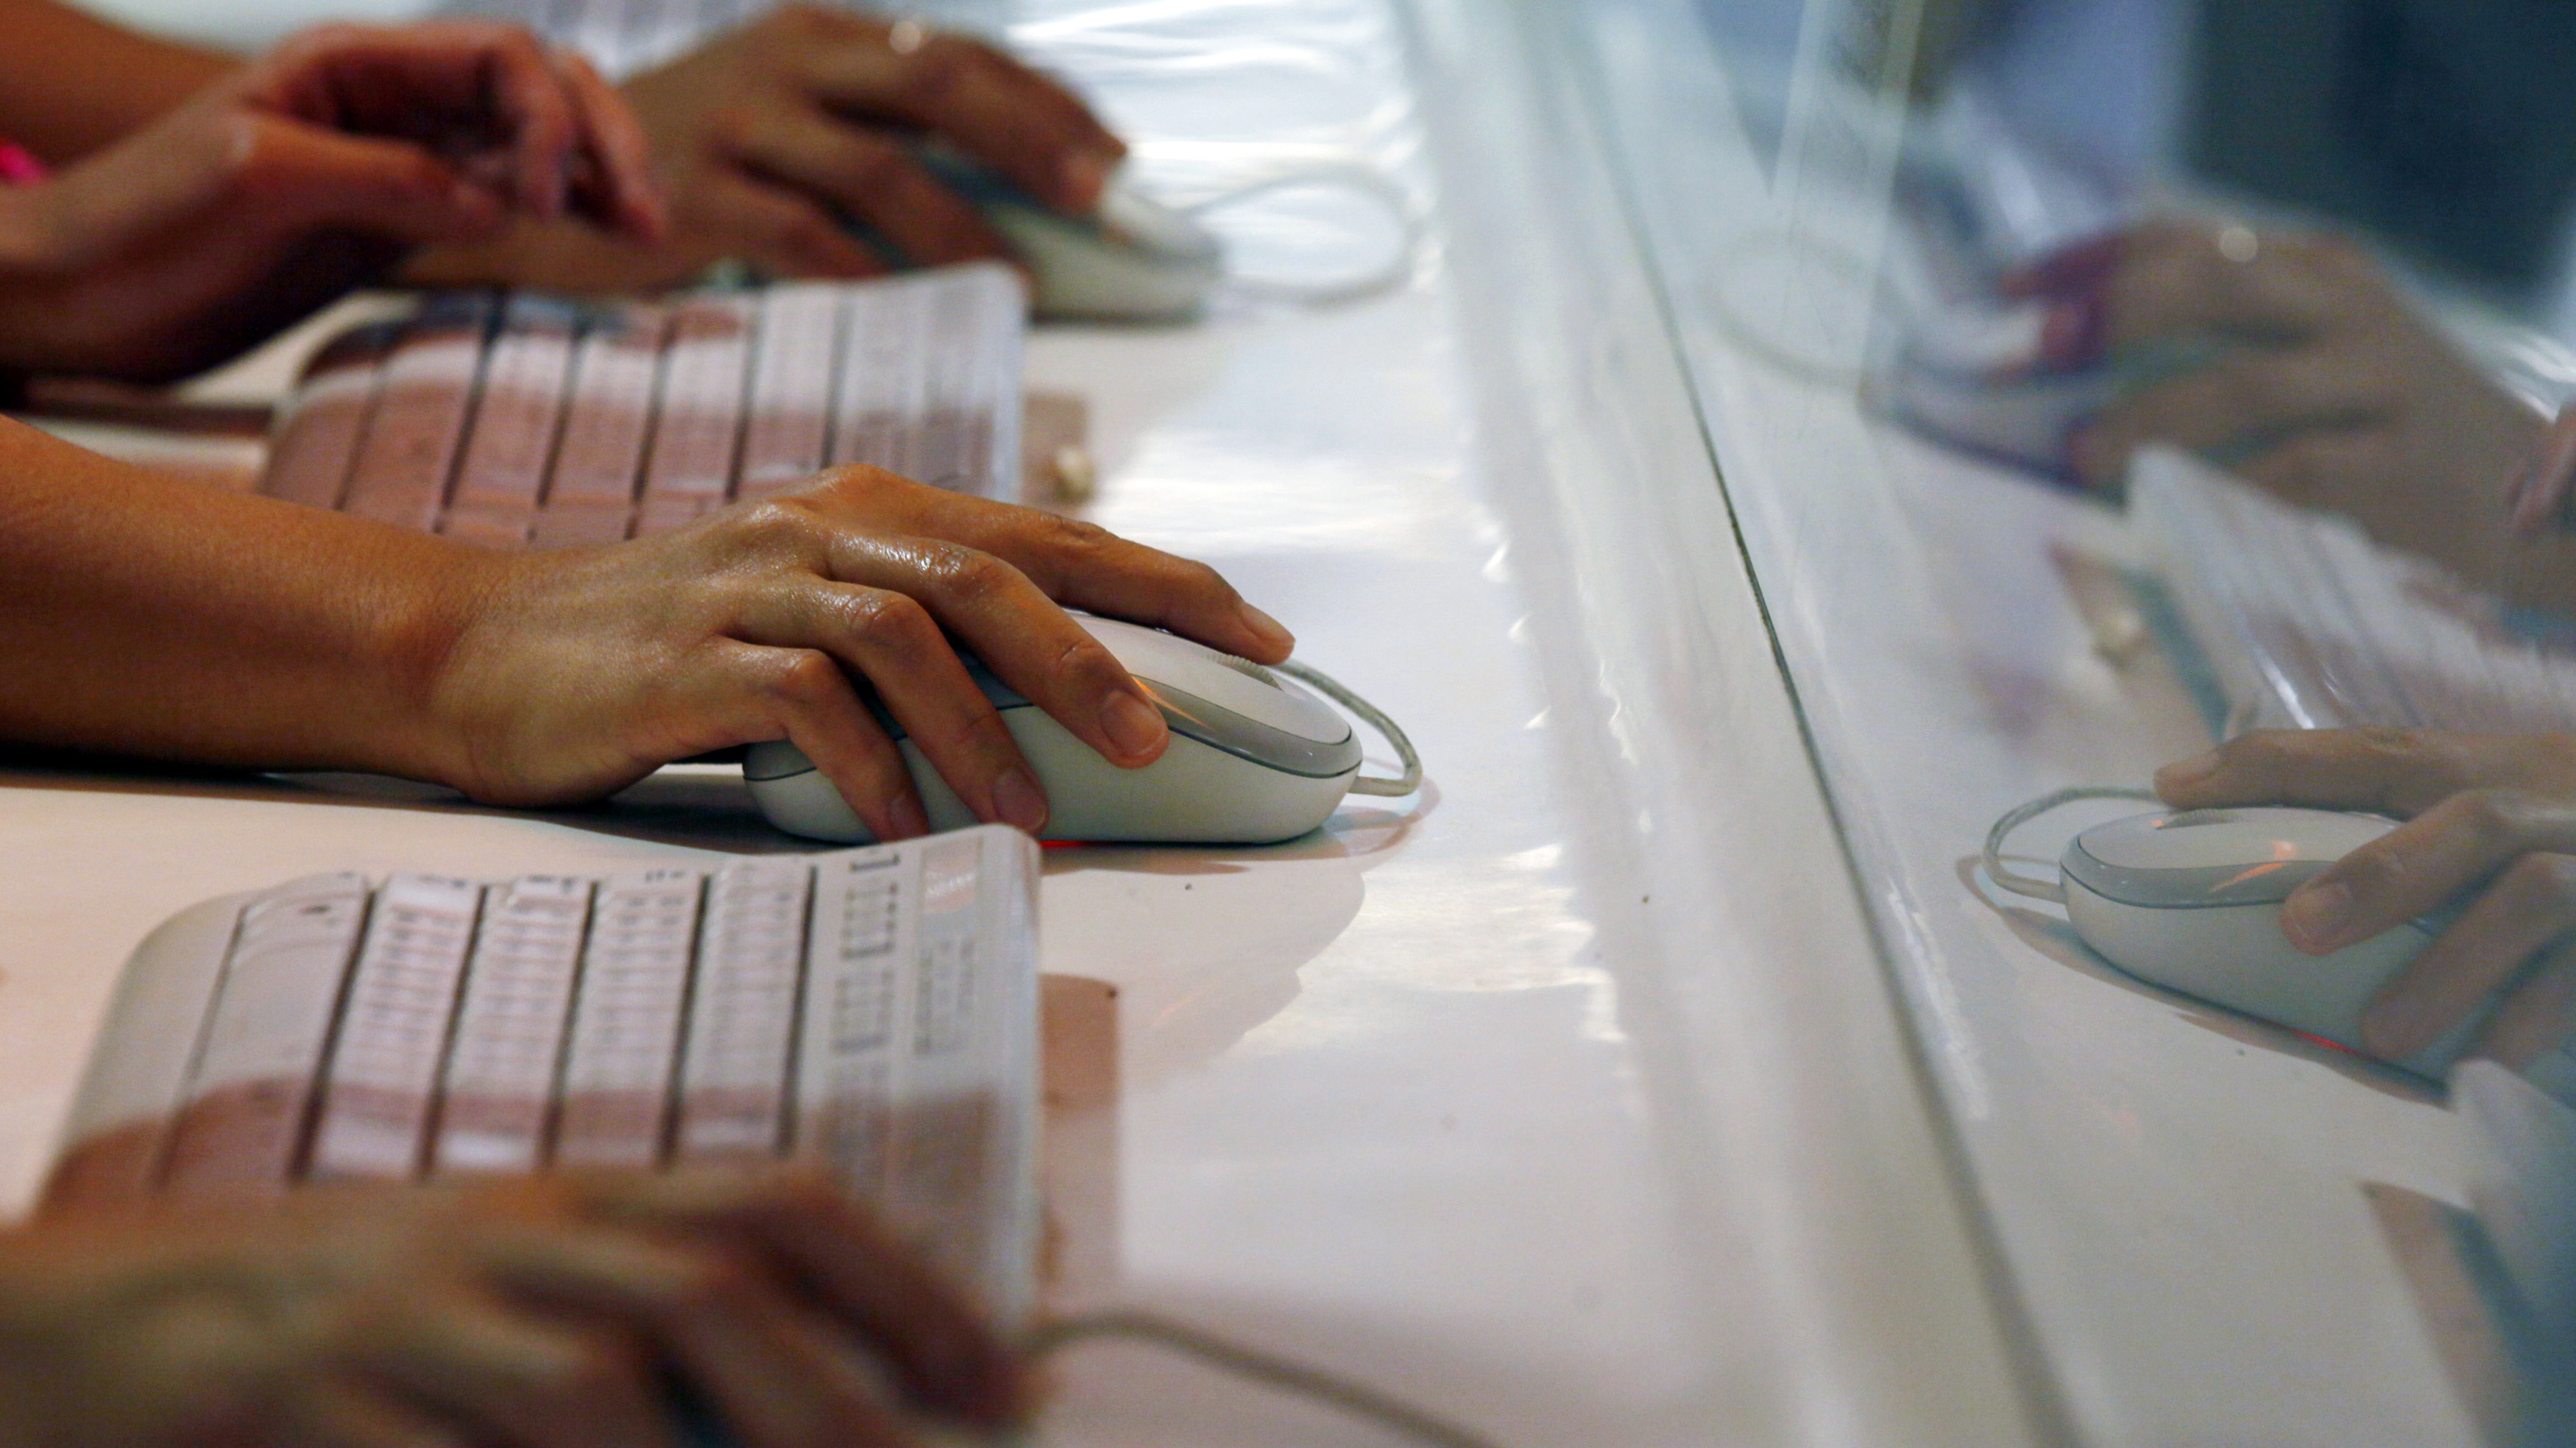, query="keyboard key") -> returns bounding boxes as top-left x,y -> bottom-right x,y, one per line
643,294 -> 754,508
738,284 -> 846,497
342,294 -> 495,532
675,858 -> 813,1160
545,306 -> 668,515
263,323 -> 398,512
163,873 -> 373,1197
447,294 -> 581,528
554,867 -> 704,1168
308,874 -> 484,1181
434,875 -> 592,1175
